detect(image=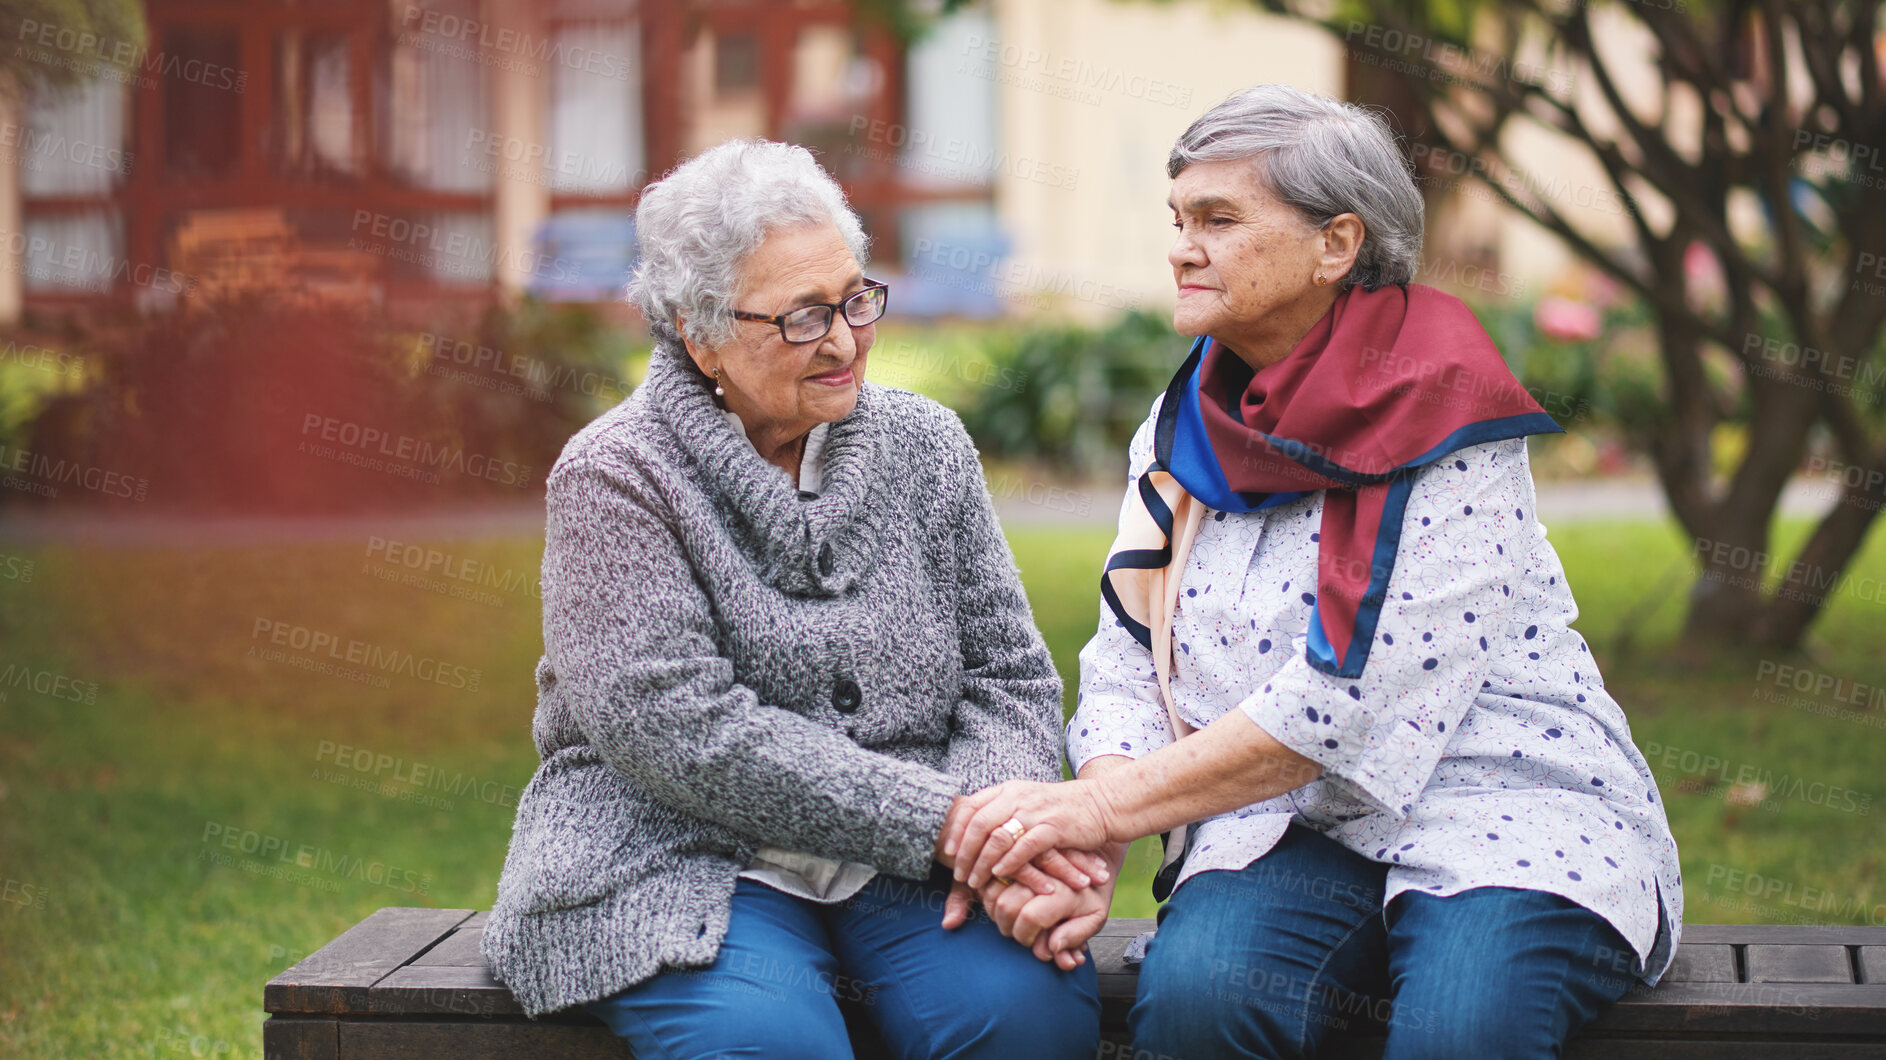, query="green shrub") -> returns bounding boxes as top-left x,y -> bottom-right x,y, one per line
956,310 -> 1178,476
